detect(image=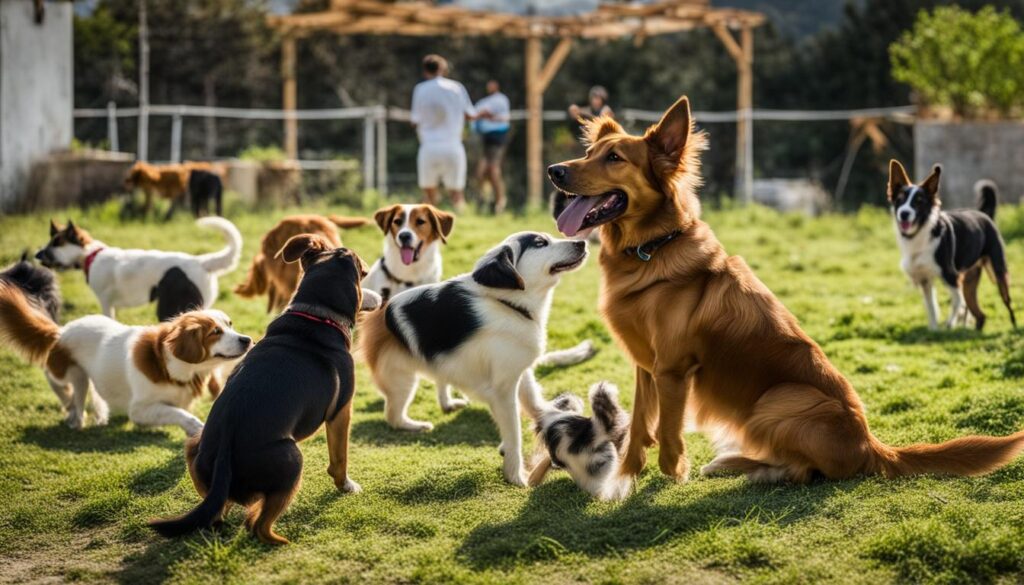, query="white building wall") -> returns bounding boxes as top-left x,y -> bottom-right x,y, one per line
0,0 -> 73,209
